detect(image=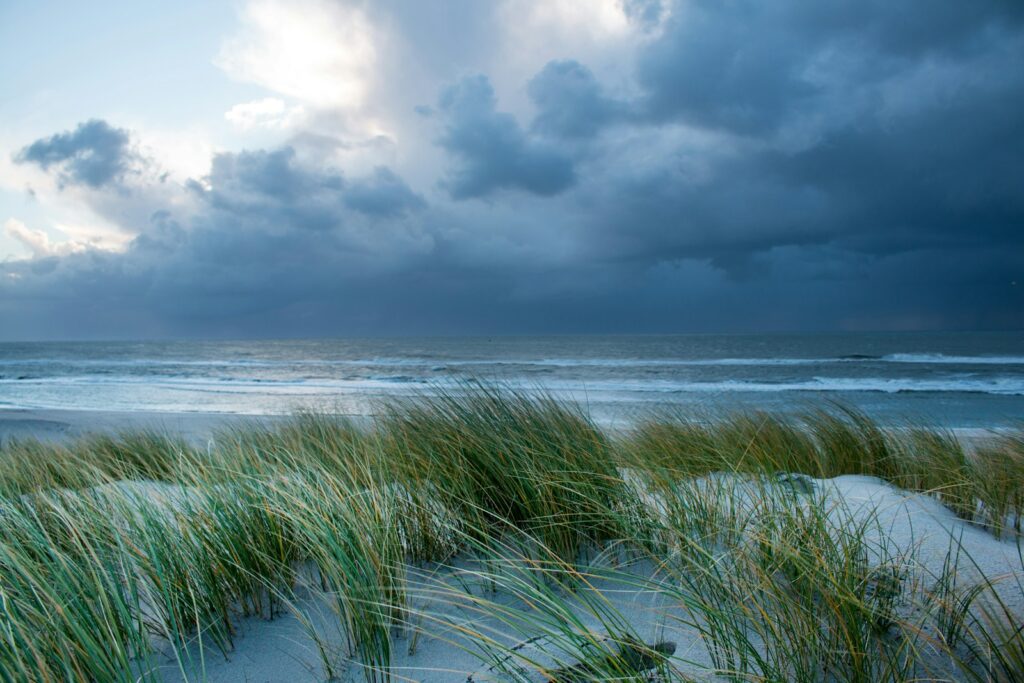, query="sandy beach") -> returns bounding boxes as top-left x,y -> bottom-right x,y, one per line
2,406 -> 1008,449
0,408 -> 279,444
2,394 -> 1022,681
3,0 -> 1022,679
147,473 -> 1024,683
